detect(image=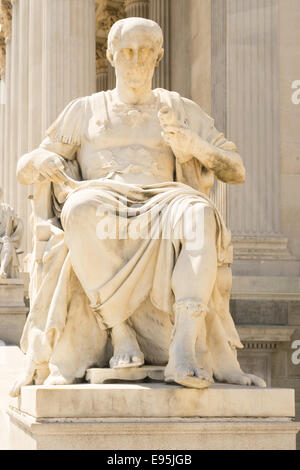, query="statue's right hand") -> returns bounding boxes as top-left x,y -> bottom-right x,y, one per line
33,154 -> 67,184
17,149 -> 67,185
